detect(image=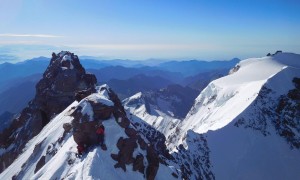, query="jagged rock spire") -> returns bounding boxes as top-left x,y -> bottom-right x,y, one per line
34,51 -> 97,122
0,51 -> 97,173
